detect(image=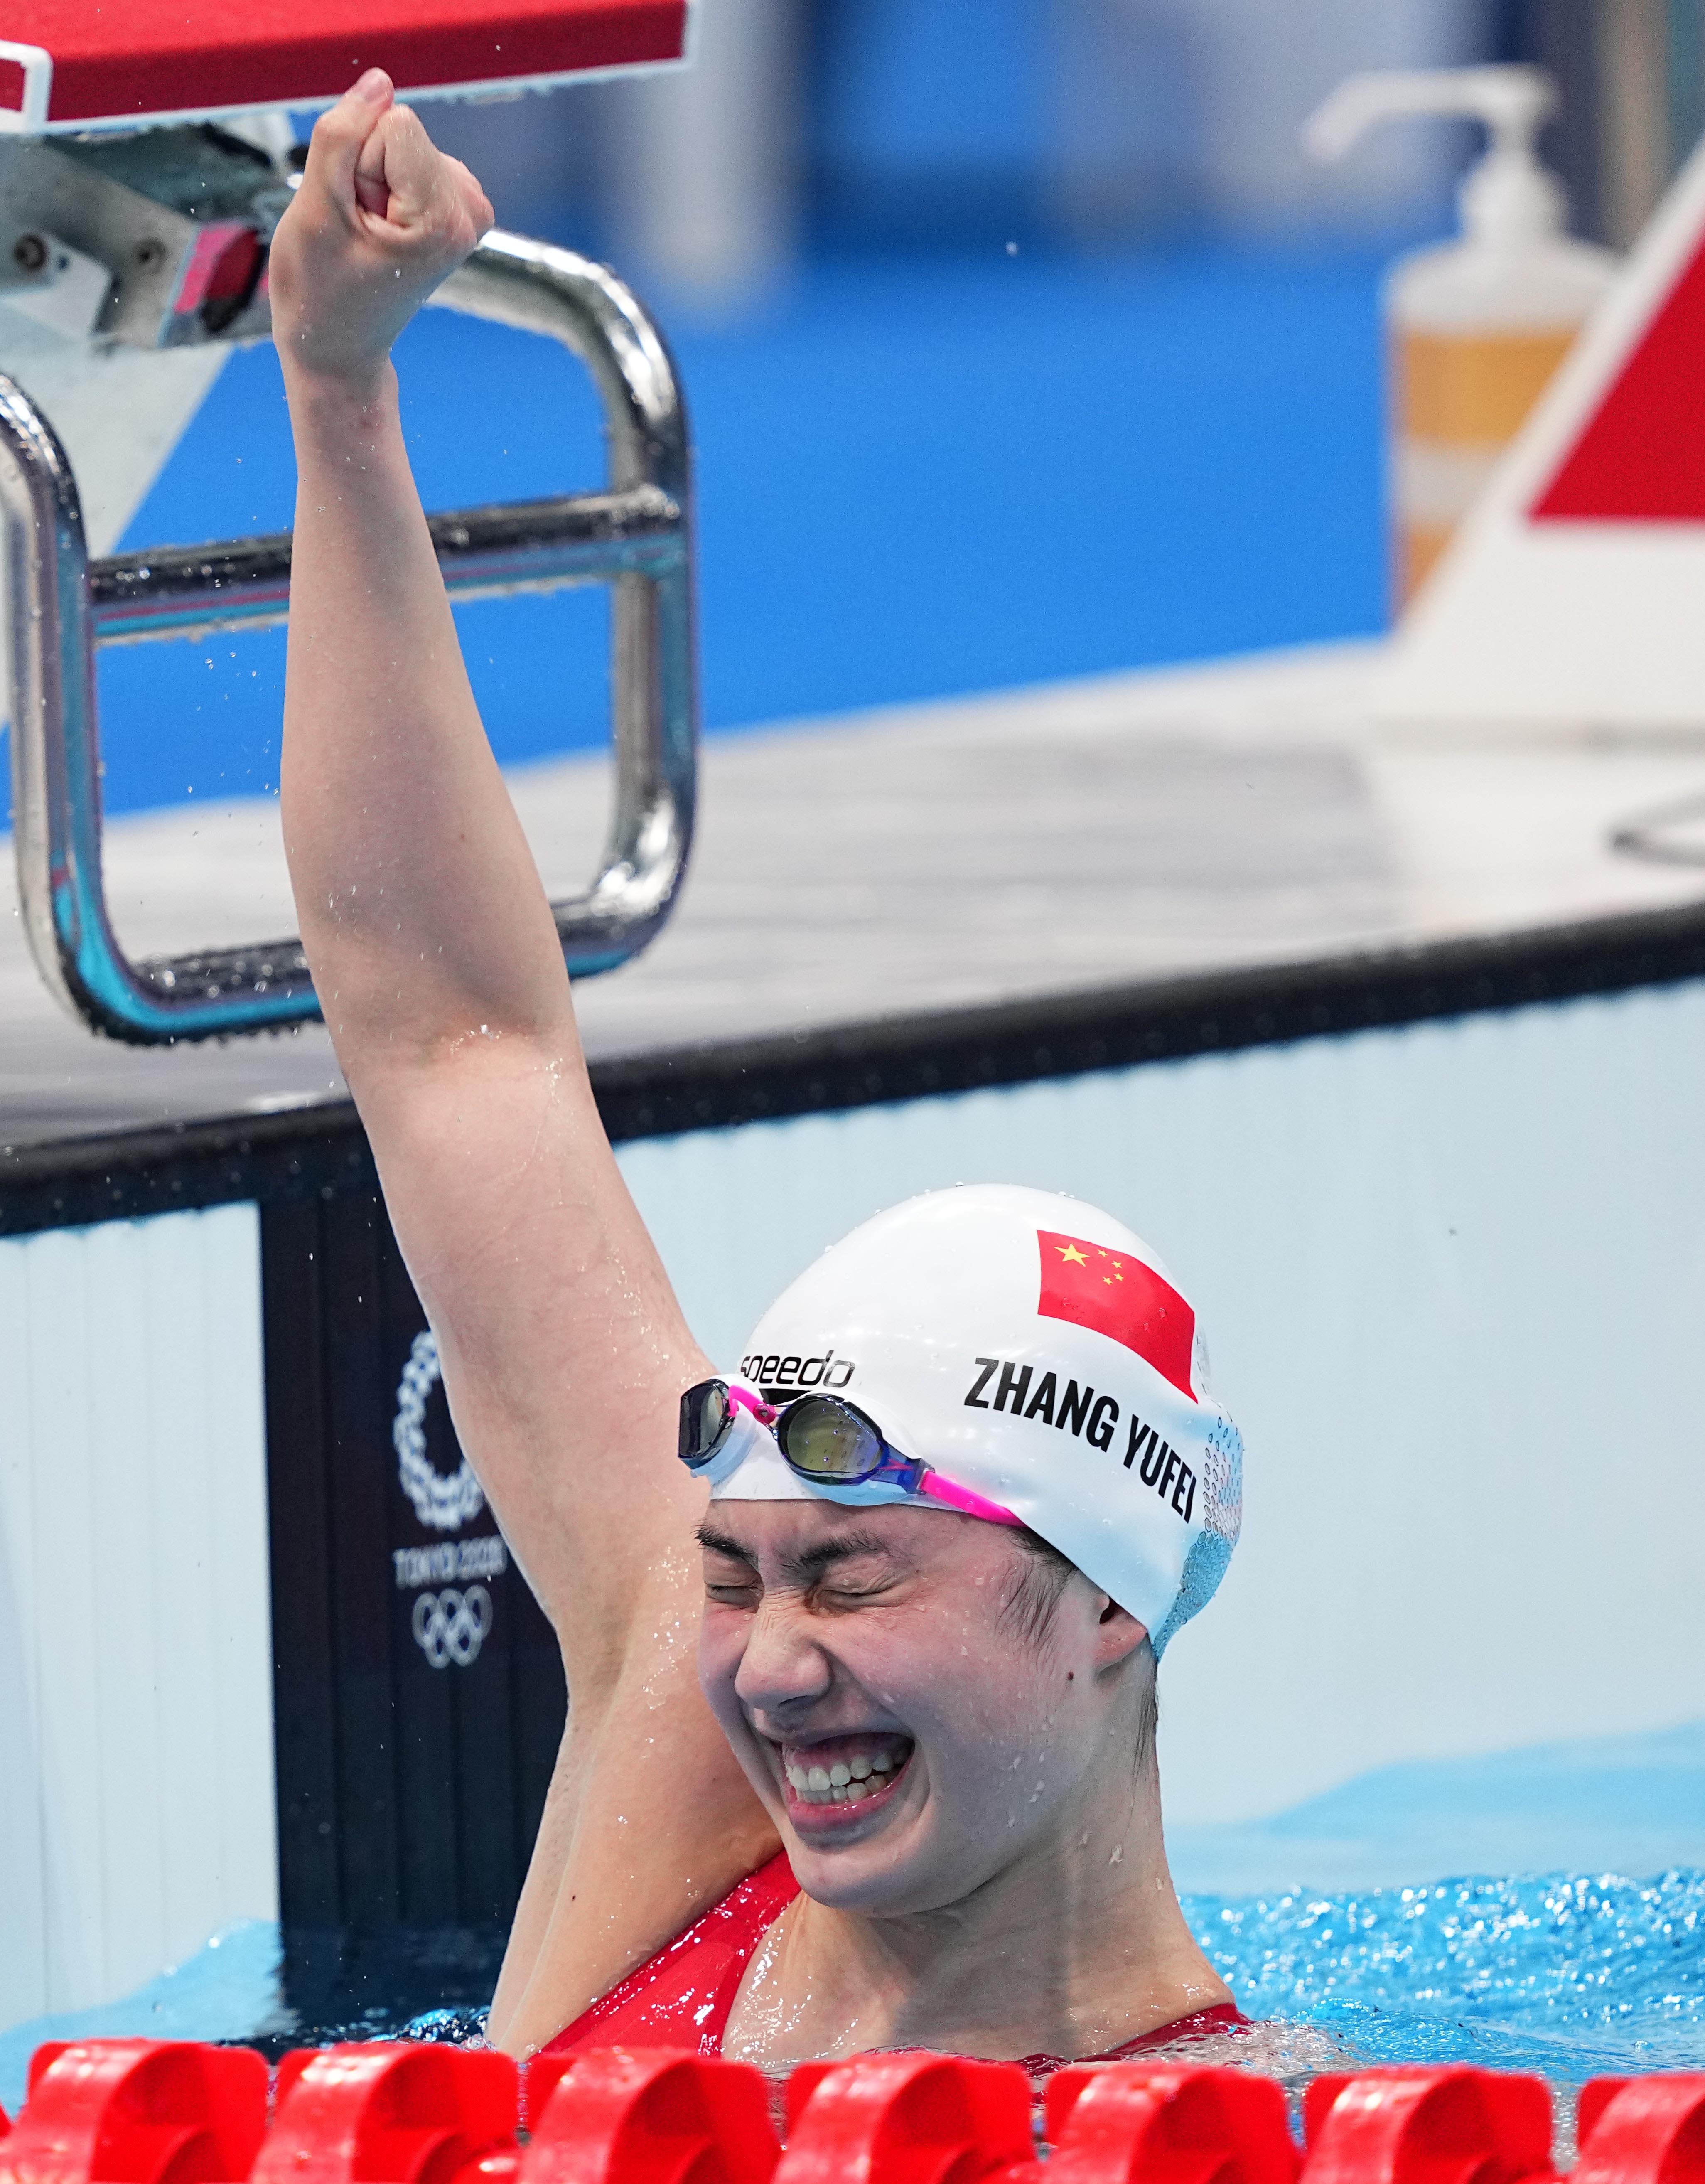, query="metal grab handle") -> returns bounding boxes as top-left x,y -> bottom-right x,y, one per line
1,230 -> 697,1044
